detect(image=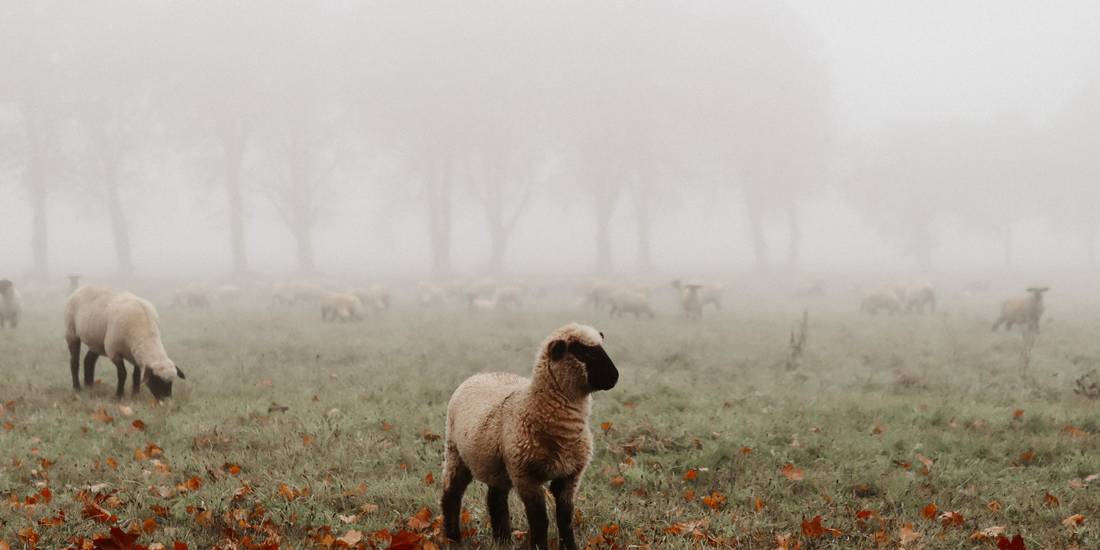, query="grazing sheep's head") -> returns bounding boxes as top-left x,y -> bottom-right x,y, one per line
144,360 -> 186,400
541,323 -> 618,395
